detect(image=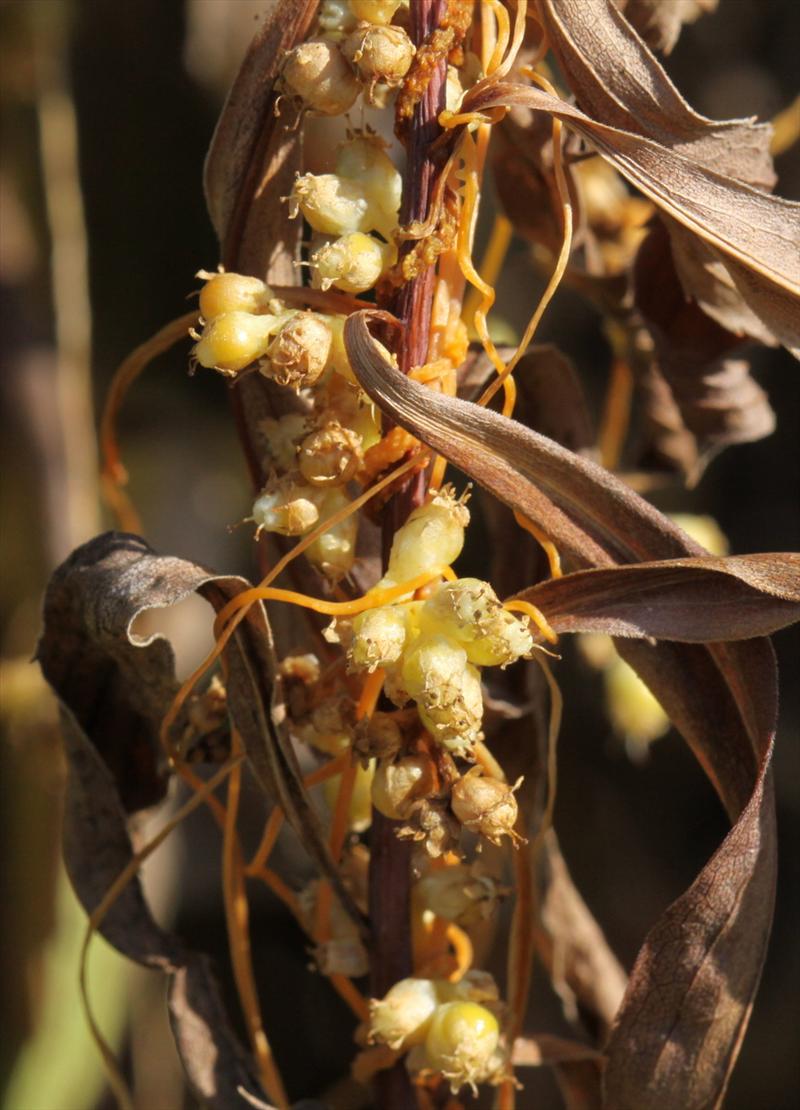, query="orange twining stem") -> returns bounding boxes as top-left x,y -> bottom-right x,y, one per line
503,599 -> 558,646
356,668 -> 386,722
100,310 -> 198,529
361,426 -> 420,482
161,455 -> 427,758
513,510 -> 563,580
212,567 -> 451,641
445,923 -> 474,981
478,71 -> 574,410
484,0 -> 510,74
